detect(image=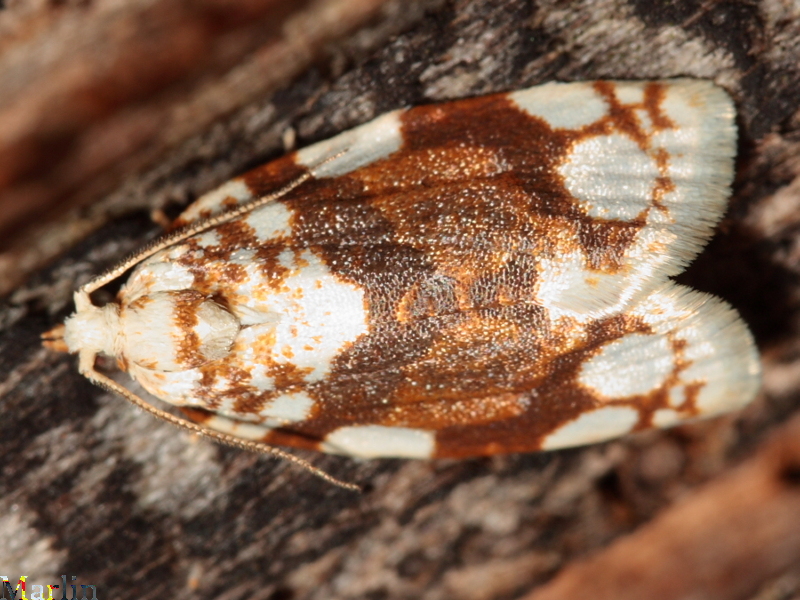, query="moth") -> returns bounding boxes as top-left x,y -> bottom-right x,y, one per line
46,79 -> 760,480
